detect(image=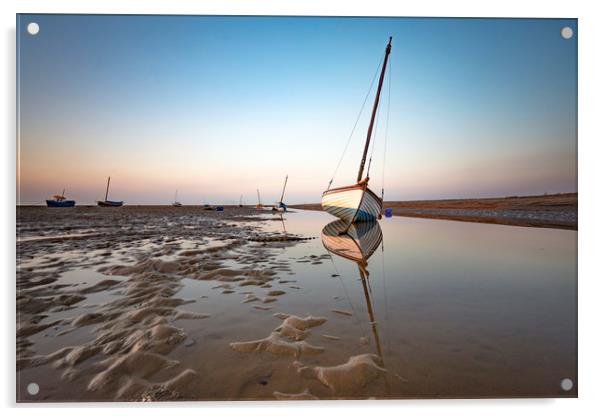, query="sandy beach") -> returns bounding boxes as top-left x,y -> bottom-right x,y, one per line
292,193 -> 577,230
16,206 -> 577,401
